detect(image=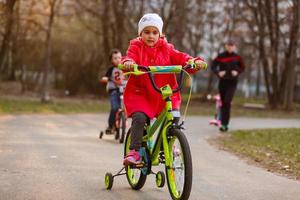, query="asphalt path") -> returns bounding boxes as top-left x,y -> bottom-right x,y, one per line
0,114 -> 300,200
